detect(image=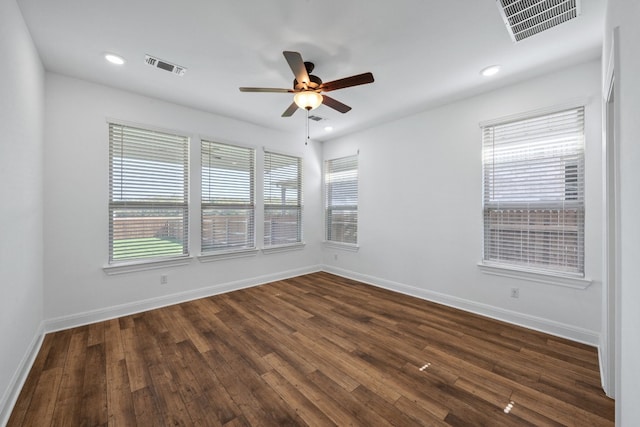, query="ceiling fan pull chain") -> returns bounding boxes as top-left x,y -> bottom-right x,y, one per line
305,109 -> 309,145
